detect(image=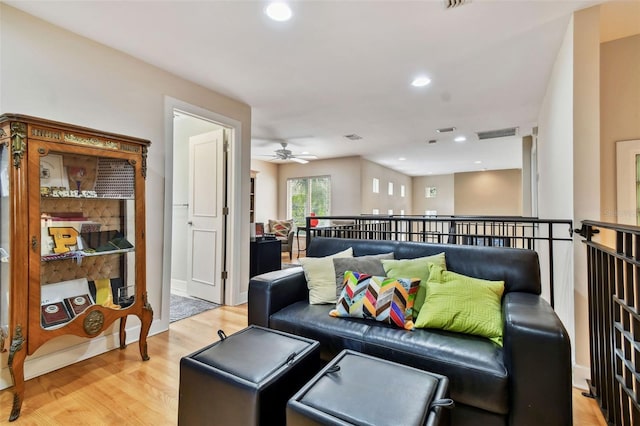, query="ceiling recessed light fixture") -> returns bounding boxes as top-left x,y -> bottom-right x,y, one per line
411,76 -> 431,87
454,136 -> 466,142
398,157 -> 406,161
265,2 -> 292,21
474,160 -> 482,164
